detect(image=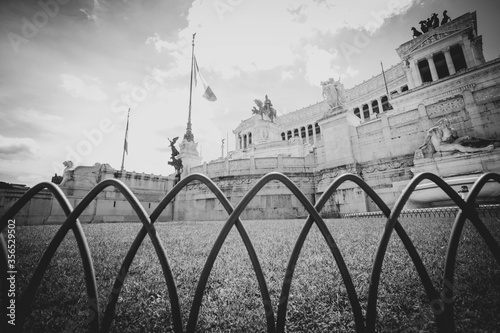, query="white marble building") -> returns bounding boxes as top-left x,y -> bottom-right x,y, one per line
2,12 -> 500,223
